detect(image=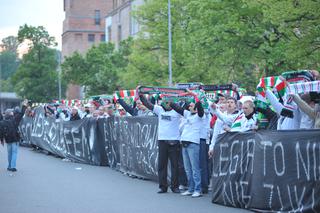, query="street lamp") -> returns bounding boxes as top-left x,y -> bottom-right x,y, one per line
56,50 -> 62,100
0,54 -> 2,112
168,0 -> 172,86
